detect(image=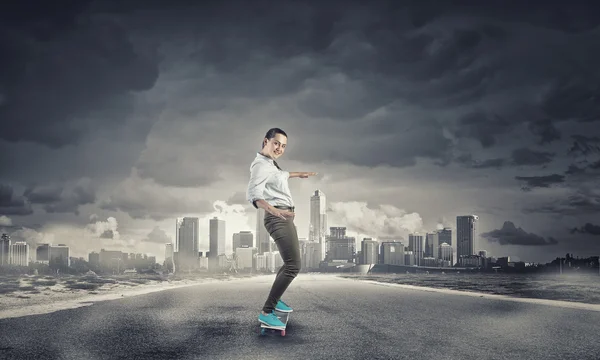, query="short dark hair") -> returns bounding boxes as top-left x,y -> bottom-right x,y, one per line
262,128 -> 287,148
